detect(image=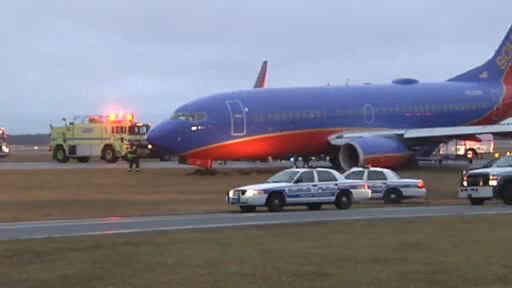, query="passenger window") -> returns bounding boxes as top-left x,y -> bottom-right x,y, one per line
345,170 -> 365,180
295,171 -> 315,183
317,171 -> 338,182
368,170 -> 387,181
